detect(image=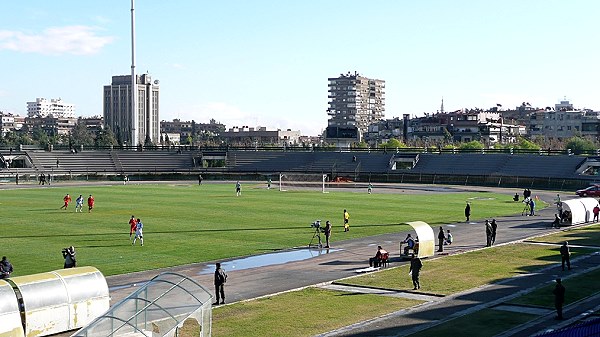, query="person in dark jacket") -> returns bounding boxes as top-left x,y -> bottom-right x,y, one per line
409,254 -> 423,290
213,262 -> 228,305
553,278 -> 566,320
490,219 -> 498,245
437,227 -> 445,252
62,246 -> 76,268
465,202 -> 471,222
0,256 -> 13,279
485,220 -> 493,247
560,241 -> 571,271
